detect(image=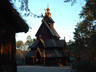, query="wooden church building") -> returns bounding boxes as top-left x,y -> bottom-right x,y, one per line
26,6 -> 69,66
